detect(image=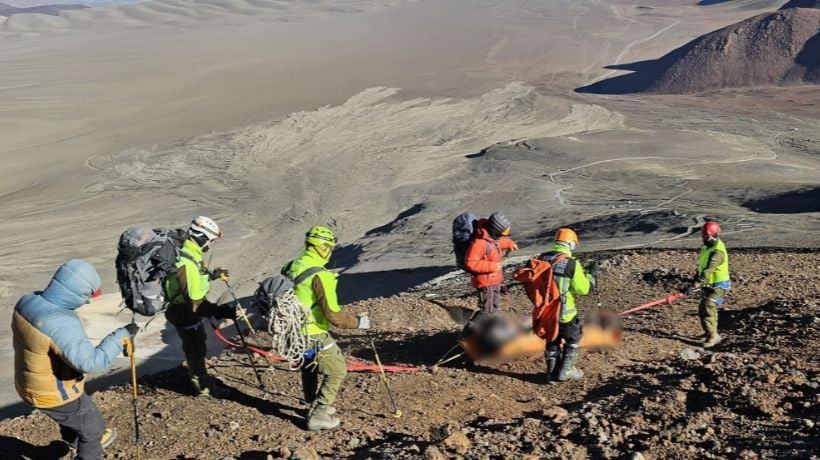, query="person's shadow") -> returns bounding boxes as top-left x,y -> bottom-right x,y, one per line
0,437 -> 70,460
